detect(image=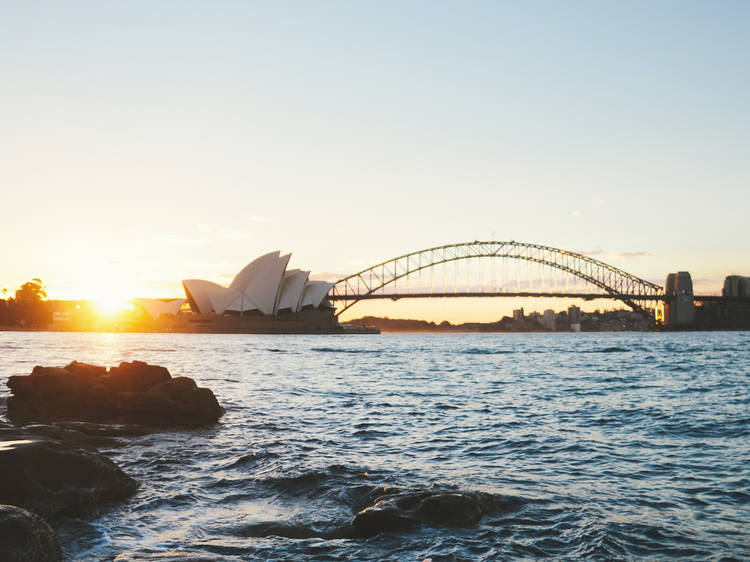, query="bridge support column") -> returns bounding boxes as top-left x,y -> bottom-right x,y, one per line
664,272 -> 695,326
